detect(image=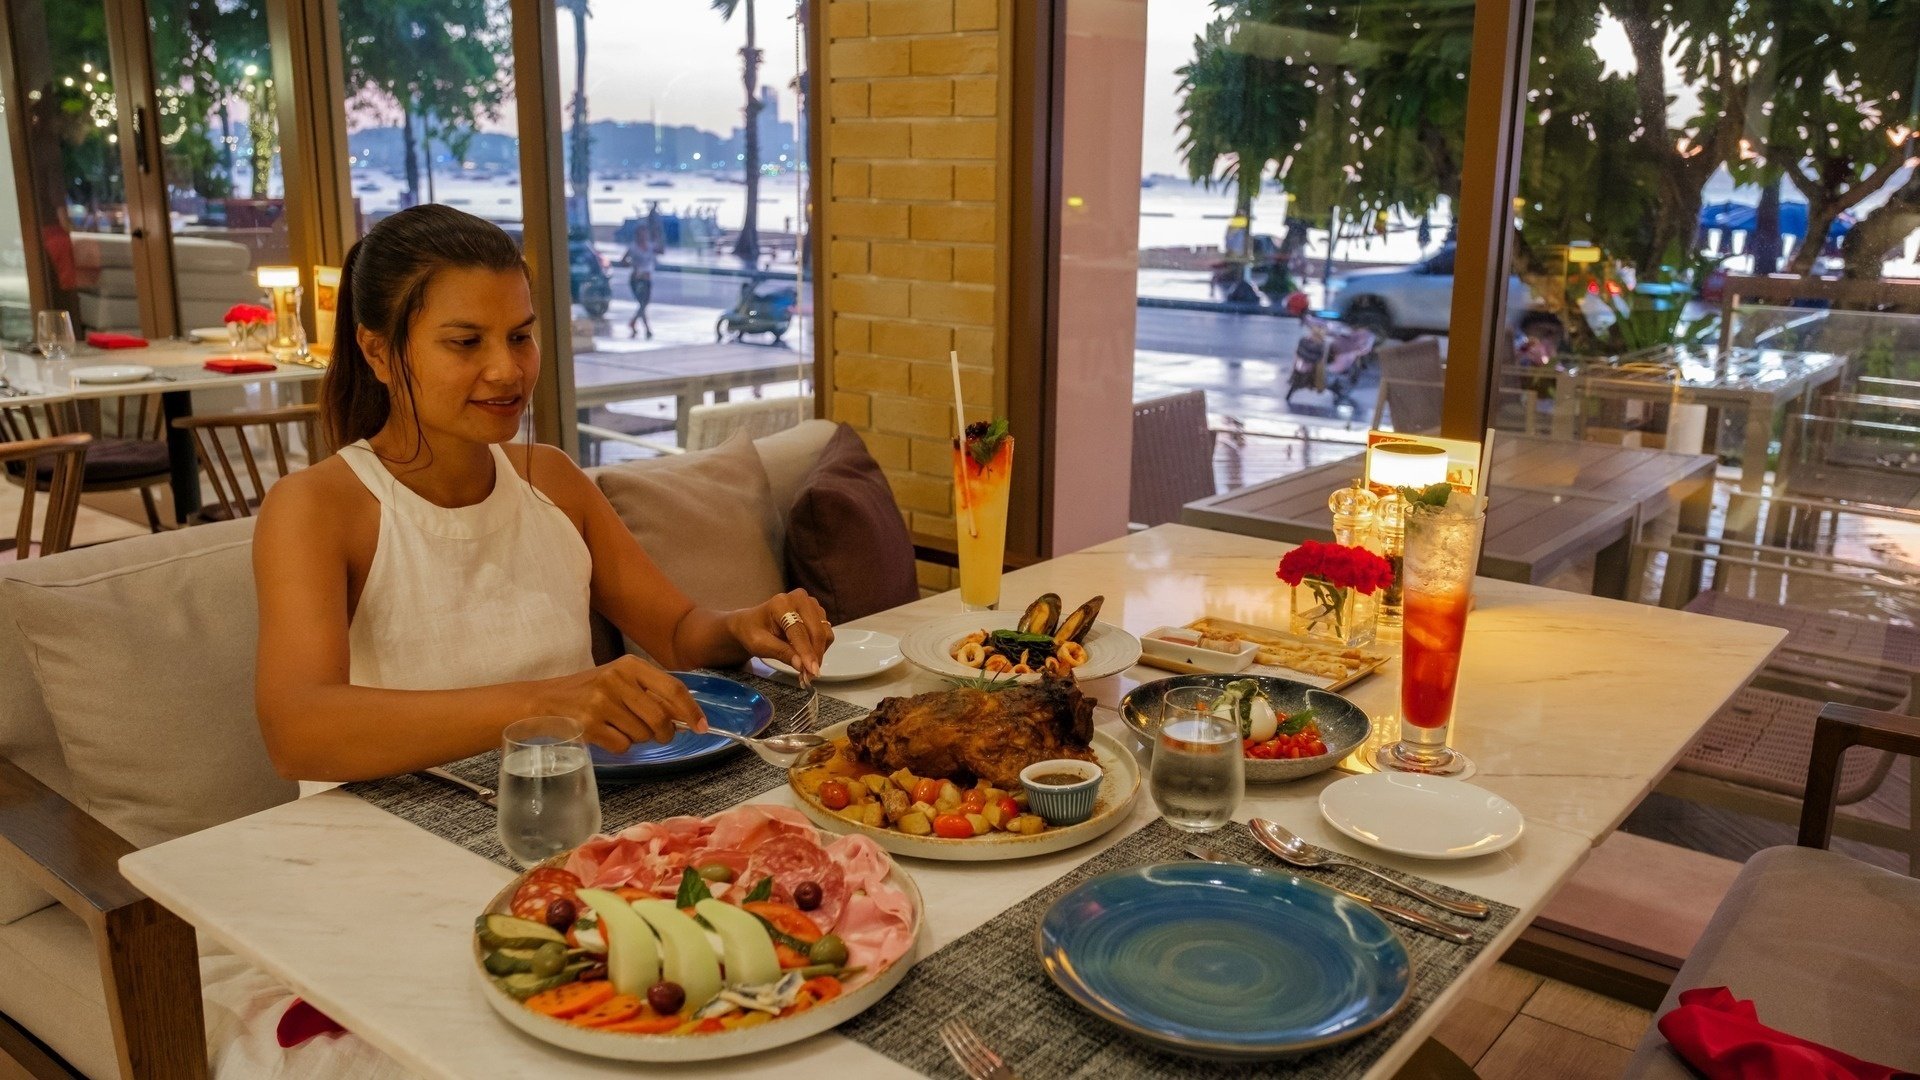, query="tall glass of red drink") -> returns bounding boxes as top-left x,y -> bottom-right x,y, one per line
1376,498 -> 1485,776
